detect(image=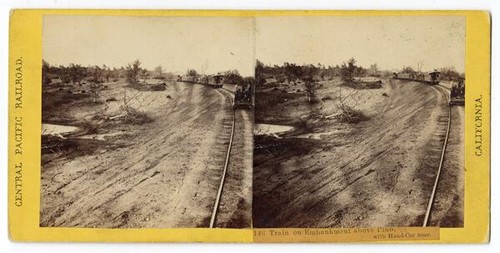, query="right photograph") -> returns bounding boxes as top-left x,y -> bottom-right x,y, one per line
253,16 -> 465,228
